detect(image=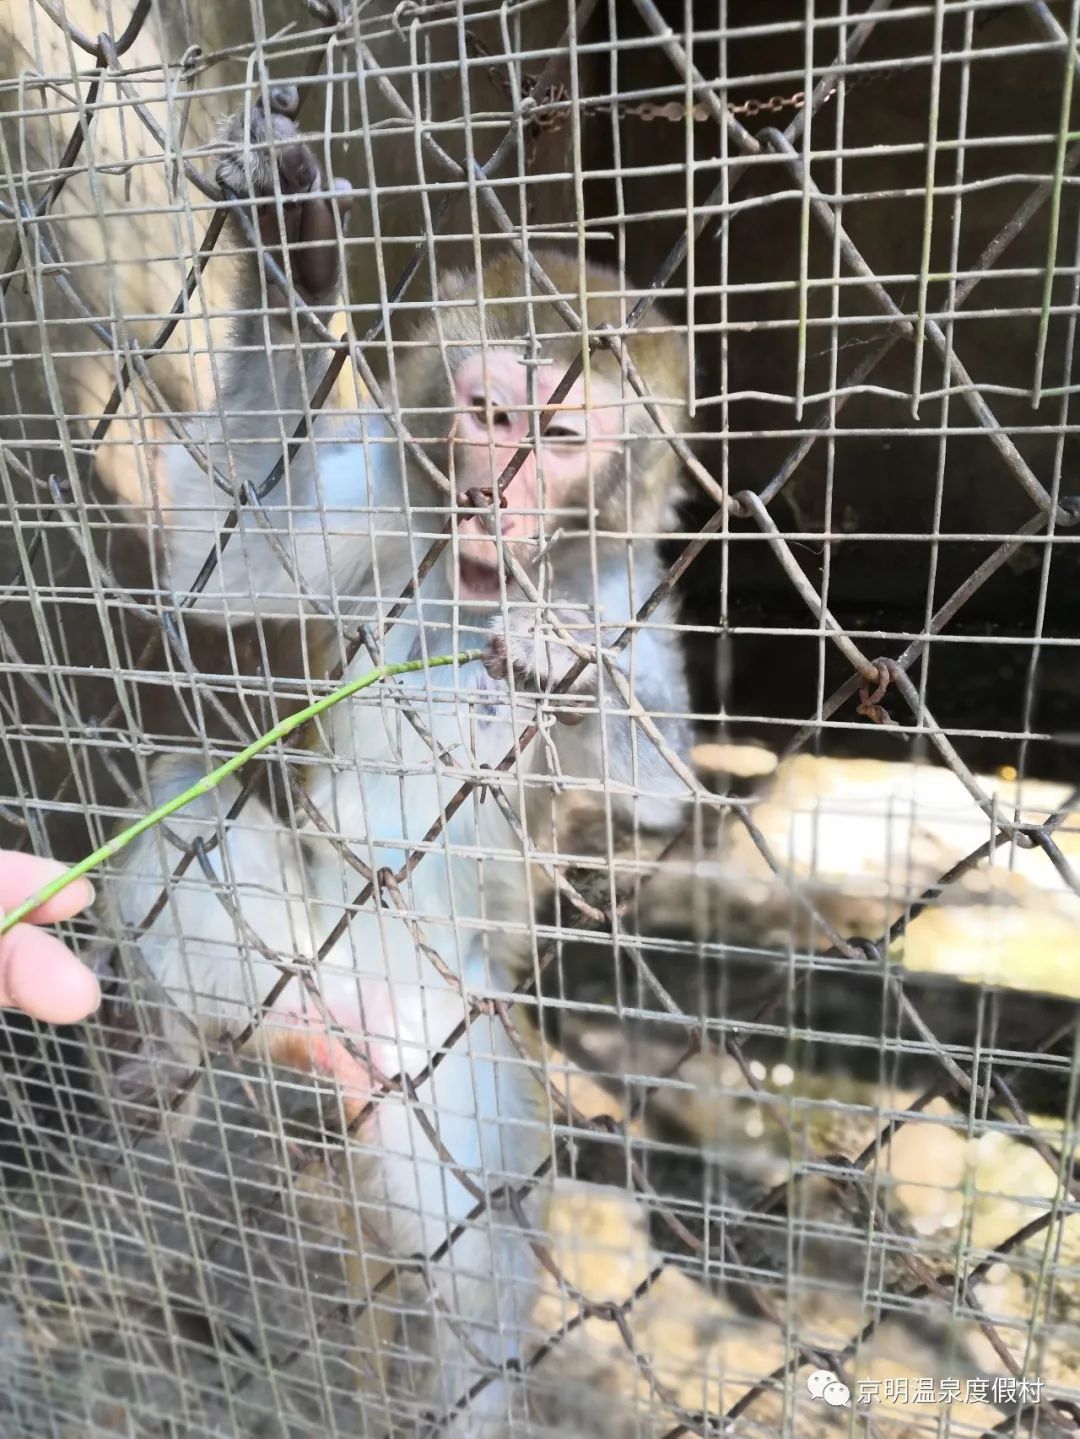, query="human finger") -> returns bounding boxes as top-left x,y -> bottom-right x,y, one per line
0,853 -> 95,925
0,923 -> 101,1024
